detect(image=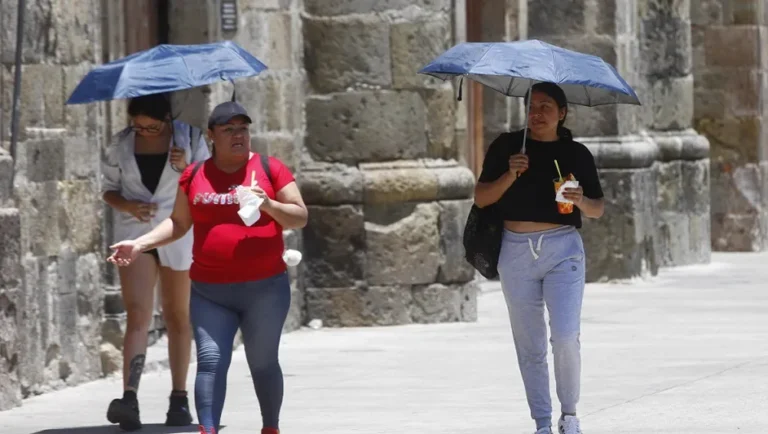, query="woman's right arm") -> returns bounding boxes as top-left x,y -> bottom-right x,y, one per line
474,172 -> 517,208
100,136 -> 151,221
473,134 -> 527,208
133,187 -> 194,251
